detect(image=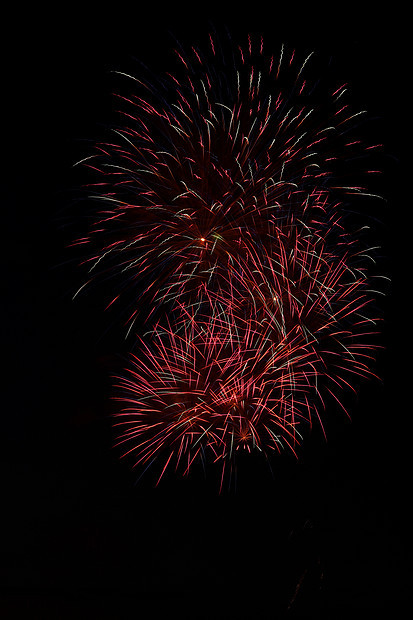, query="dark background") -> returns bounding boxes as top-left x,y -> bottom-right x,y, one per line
2,3 -> 408,618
